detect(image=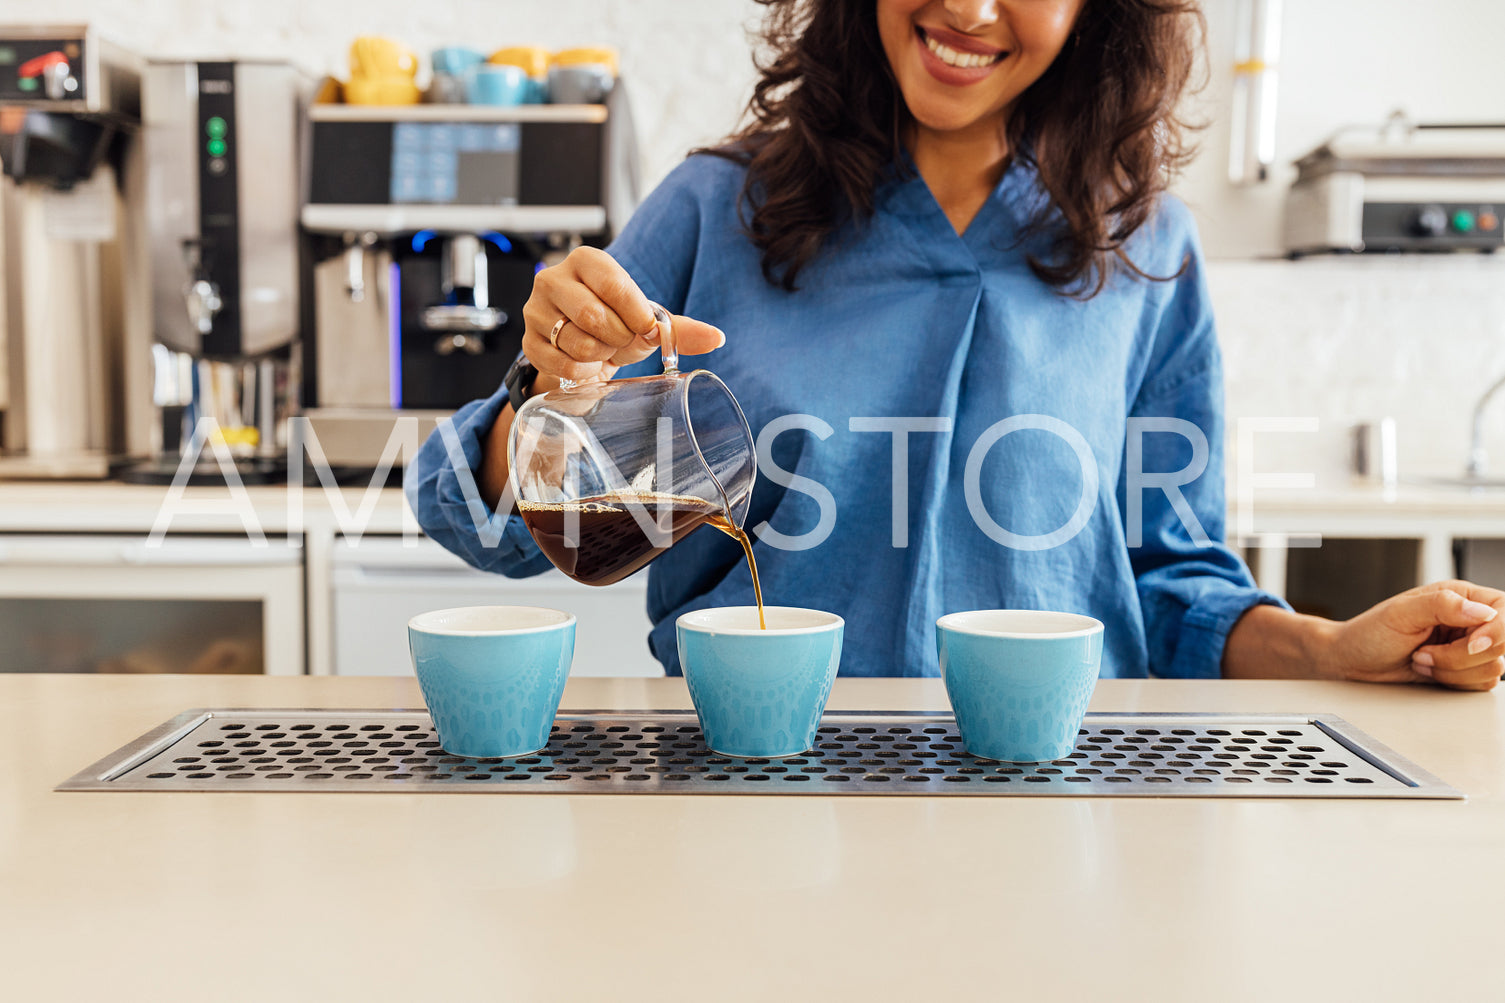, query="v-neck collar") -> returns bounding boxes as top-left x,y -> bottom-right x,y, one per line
875,150 -> 1044,257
